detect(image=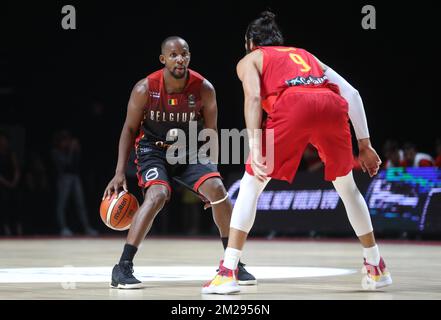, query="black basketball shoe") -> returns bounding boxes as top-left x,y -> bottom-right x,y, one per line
237,262 -> 257,285
110,260 -> 143,289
